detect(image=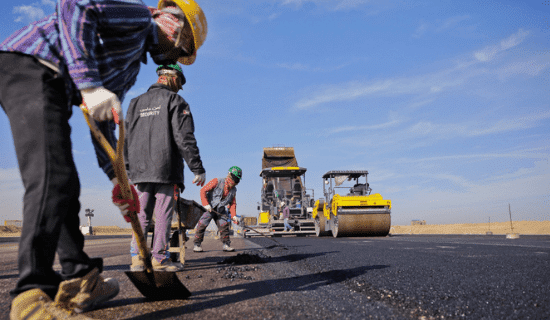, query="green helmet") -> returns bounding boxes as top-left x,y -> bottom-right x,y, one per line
156,64 -> 185,85
228,166 -> 242,181
156,64 -> 183,74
